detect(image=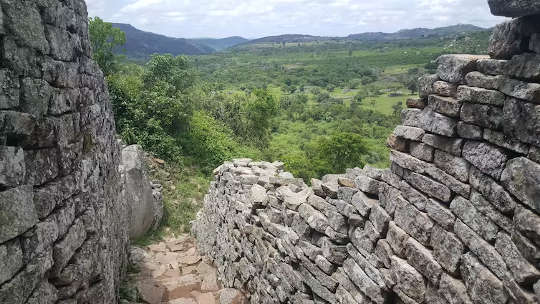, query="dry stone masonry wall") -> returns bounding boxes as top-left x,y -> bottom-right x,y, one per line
0,0 -> 129,303
193,2 -> 540,303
